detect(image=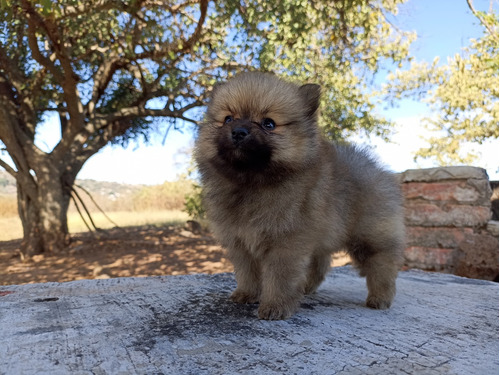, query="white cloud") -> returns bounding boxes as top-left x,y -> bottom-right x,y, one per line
353,116 -> 499,181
